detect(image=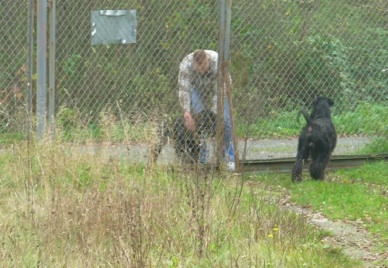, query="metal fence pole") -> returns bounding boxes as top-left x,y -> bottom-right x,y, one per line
49,0 -> 56,141
216,0 -> 226,167
223,0 -> 240,172
36,0 -> 47,140
27,0 -> 34,141
218,0 -> 239,171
